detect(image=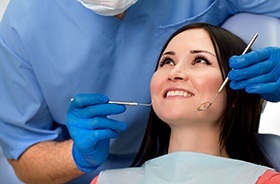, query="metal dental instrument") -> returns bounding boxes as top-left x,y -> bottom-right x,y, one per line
197,33 -> 258,111
108,100 -> 152,107
71,98 -> 152,107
